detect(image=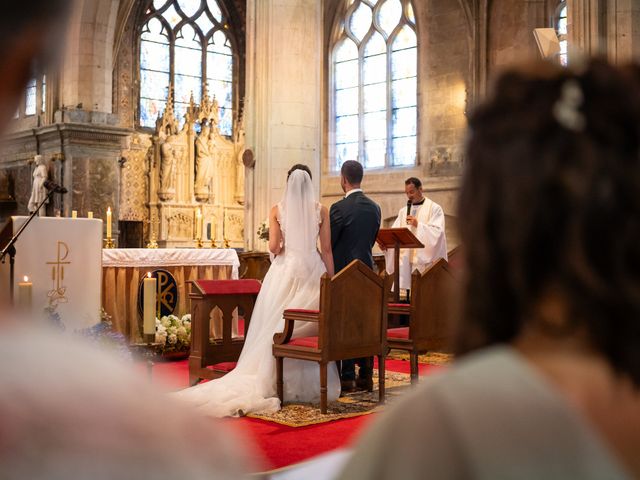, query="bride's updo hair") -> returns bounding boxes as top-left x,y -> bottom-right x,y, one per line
287,164 -> 312,180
